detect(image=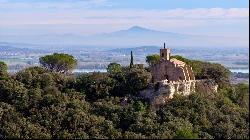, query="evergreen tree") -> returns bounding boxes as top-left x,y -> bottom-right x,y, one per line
130,51 -> 134,68
0,61 -> 7,75
39,53 -> 77,74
